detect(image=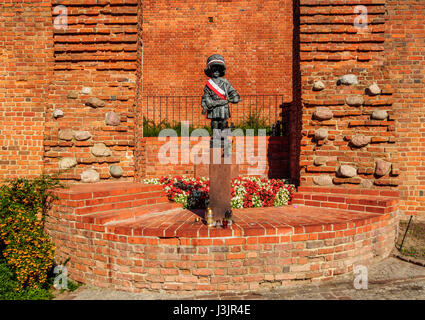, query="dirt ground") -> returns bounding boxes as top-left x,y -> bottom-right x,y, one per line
397,218 -> 425,261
